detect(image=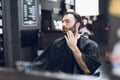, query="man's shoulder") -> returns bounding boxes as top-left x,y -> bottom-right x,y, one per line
79,35 -> 92,43
54,37 -> 65,43
51,37 -> 65,47
79,35 -> 98,48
